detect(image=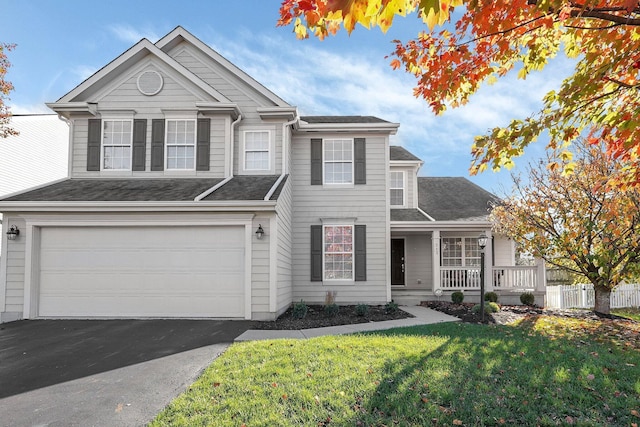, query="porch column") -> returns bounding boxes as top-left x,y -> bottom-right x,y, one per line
432,230 -> 440,290
484,230 -> 493,292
